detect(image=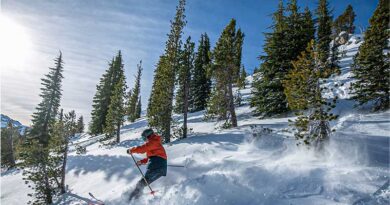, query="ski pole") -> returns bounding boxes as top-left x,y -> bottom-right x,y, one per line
129,153 -> 155,195
168,164 -> 185,168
